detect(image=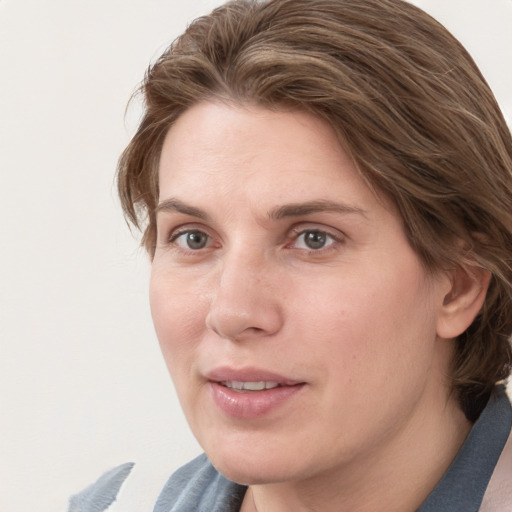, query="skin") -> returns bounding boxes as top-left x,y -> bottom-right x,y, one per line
150,101 -> 484,512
